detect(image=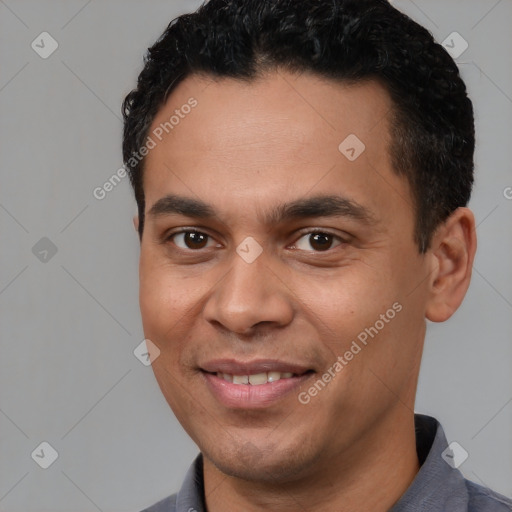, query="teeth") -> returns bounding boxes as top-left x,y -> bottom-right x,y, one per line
267,371 -> 281,382
216,371 -> 296,385
248,373 -> 267,385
